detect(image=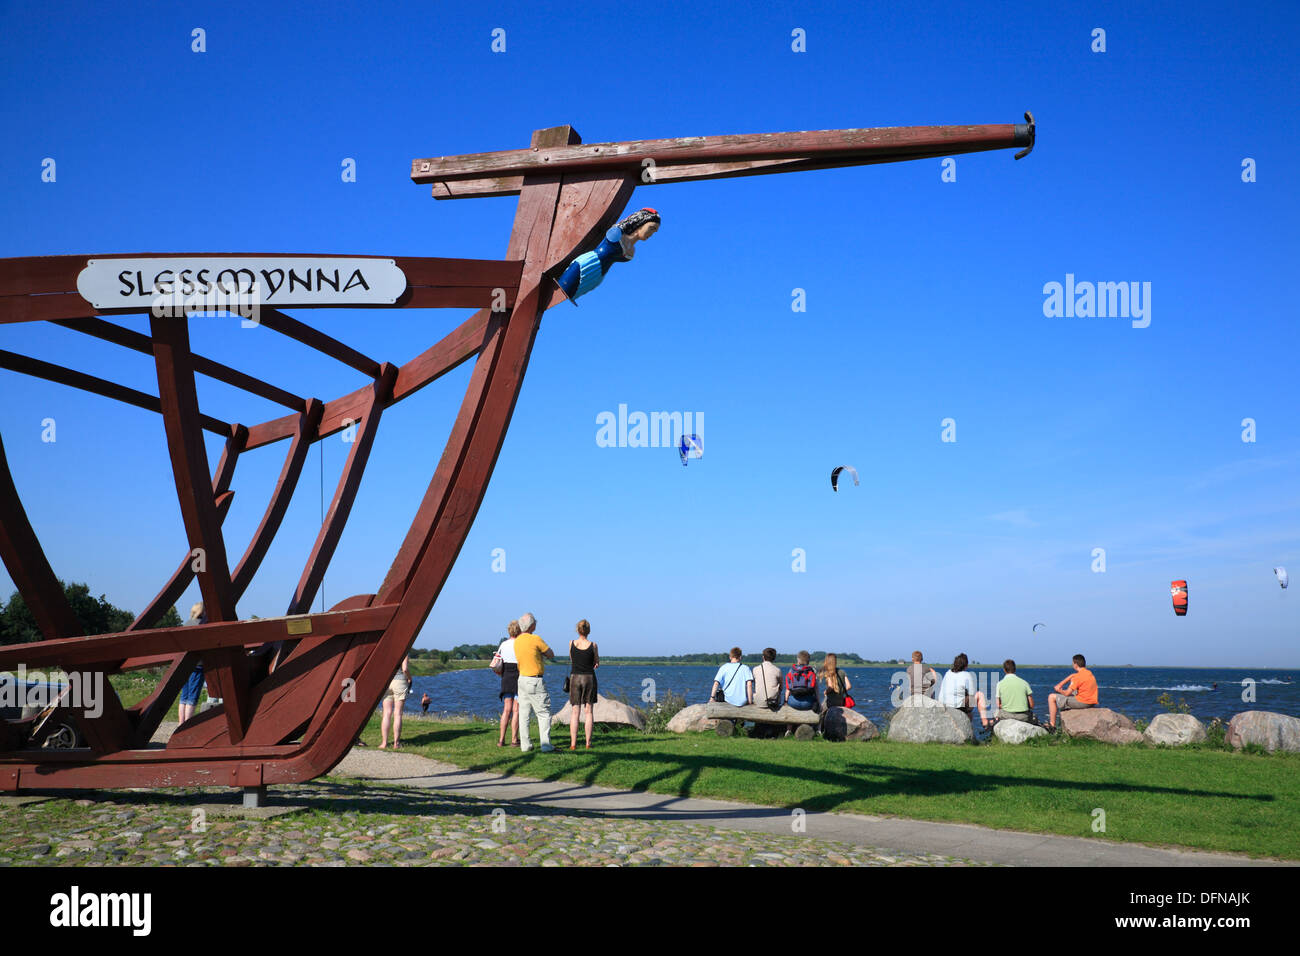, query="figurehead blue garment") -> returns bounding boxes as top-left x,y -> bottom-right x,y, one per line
557,227 -> 631,301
